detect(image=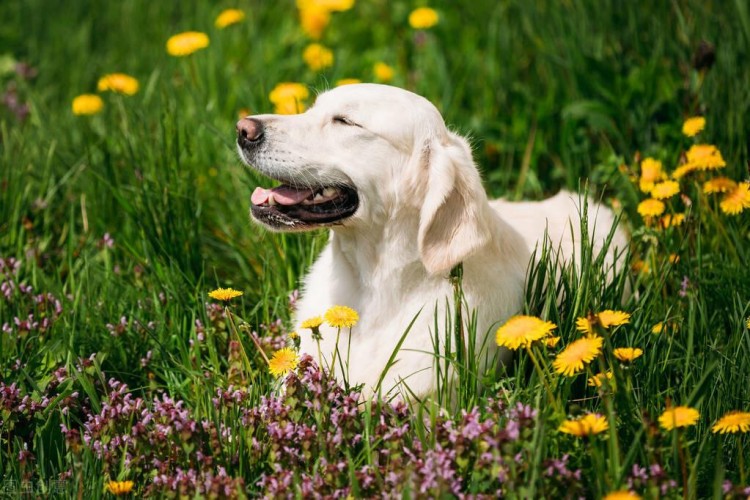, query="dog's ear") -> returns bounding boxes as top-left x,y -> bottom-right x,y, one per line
417,132 -> 492,276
